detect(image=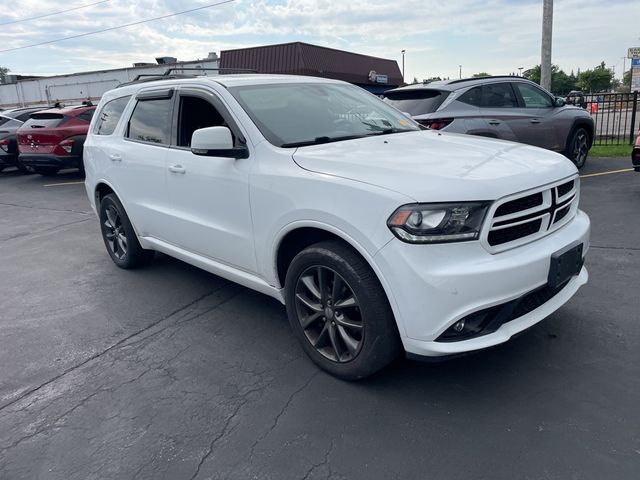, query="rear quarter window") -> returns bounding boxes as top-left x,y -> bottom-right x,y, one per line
383,89 -> 449,116
94,96 -> 131,135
